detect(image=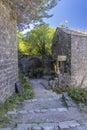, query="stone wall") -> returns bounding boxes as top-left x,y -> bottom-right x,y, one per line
0,1 -> 18,102
71,35 -> 87,87
51,27 -> 72,87
21,56 -> 42,74
52,27 -> 87,88
52,27 -> 71,60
